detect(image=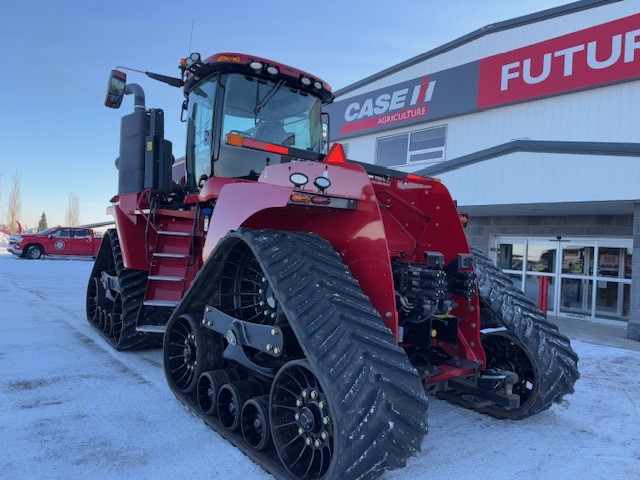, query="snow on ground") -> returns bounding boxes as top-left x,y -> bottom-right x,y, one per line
0,250 -> 639,480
